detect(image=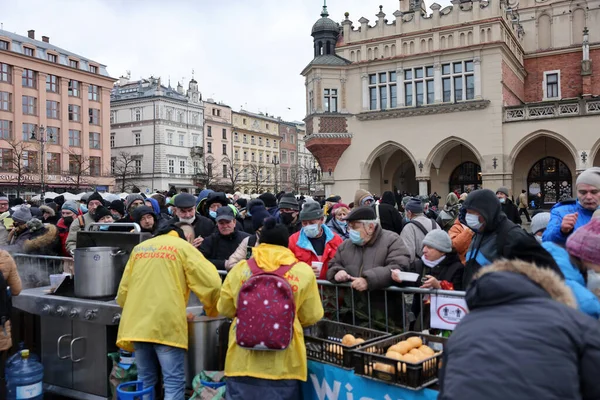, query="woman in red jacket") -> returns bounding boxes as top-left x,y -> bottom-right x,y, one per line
56,201 -> 80,257
288,202 -> 343,279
